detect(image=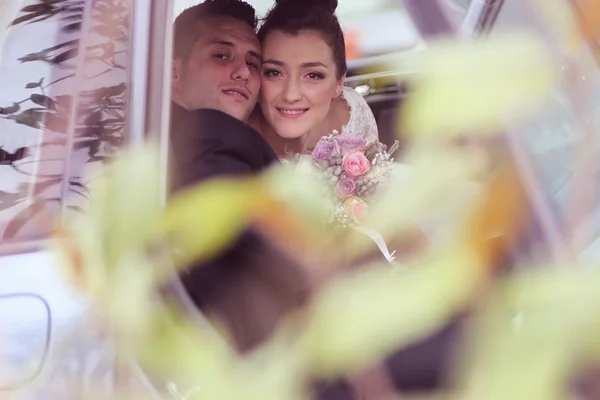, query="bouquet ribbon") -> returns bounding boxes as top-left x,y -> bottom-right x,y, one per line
352,226 -> 396,263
